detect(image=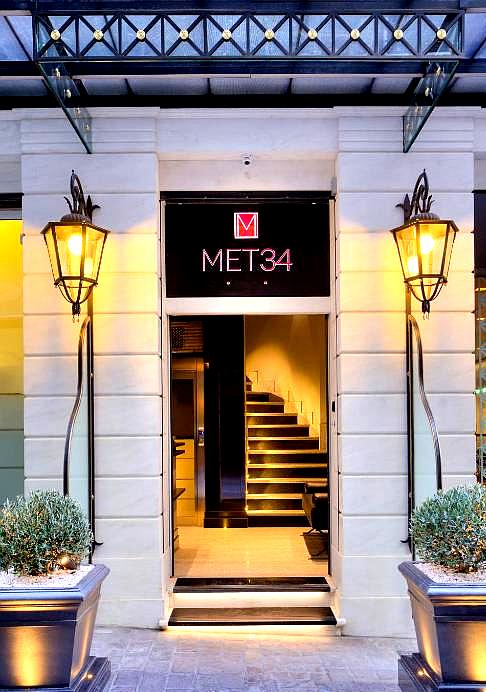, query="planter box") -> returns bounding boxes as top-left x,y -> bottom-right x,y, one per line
399,561 -> 486,691
0,564 -> 110,691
